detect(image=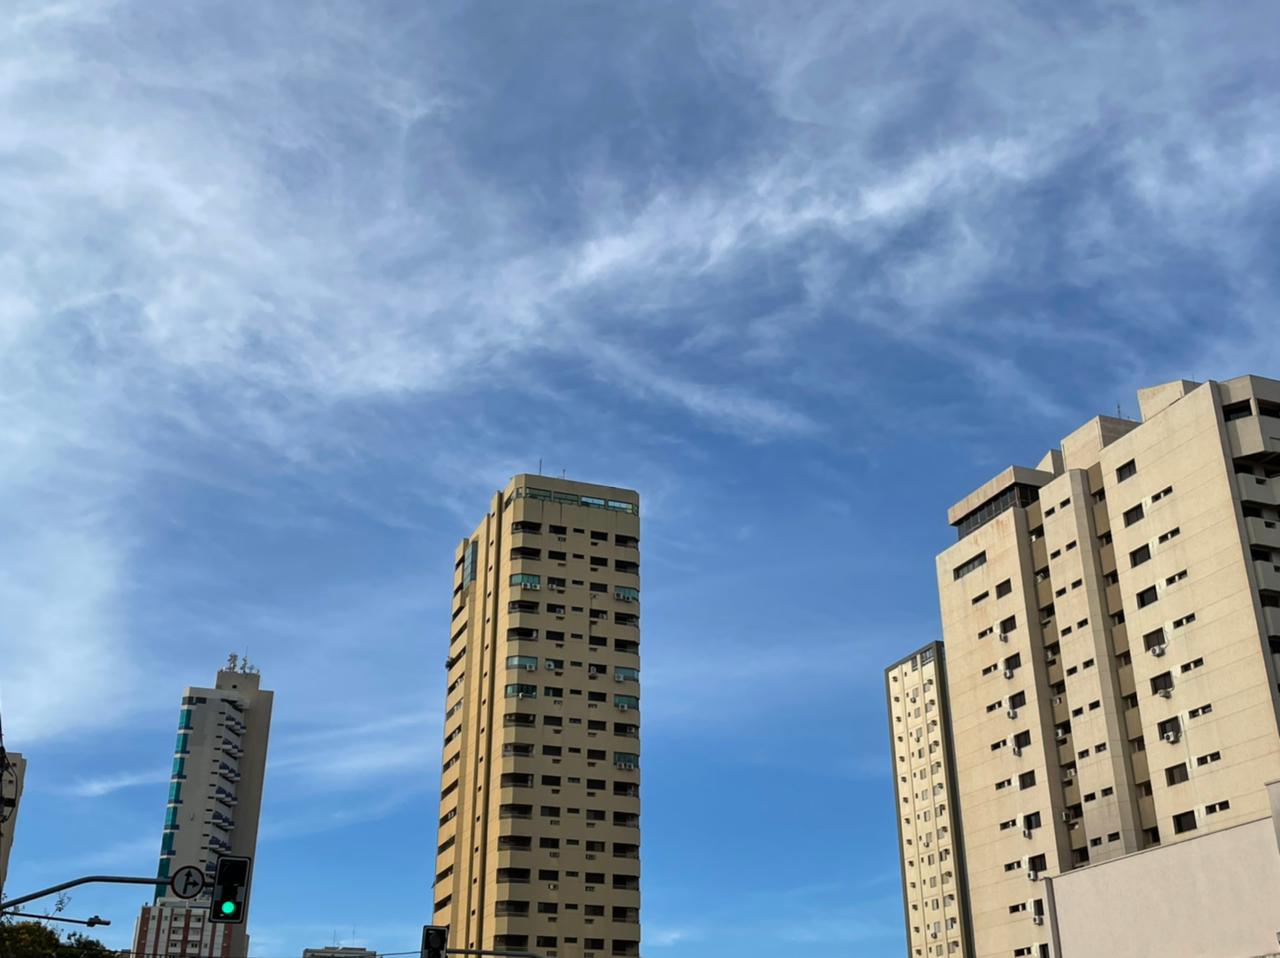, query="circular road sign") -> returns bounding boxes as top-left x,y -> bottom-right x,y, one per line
169,865 -> 206,900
